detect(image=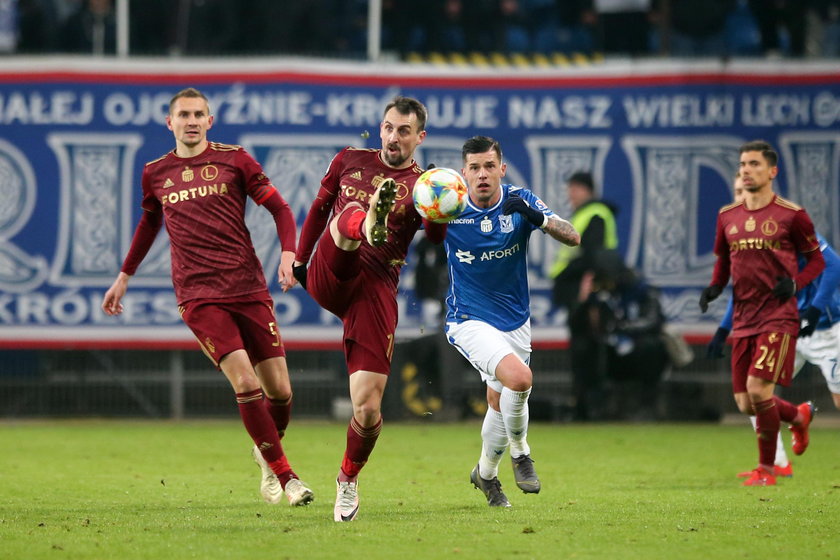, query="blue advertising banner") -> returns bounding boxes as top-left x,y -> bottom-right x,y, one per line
1,59 -> 839,347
